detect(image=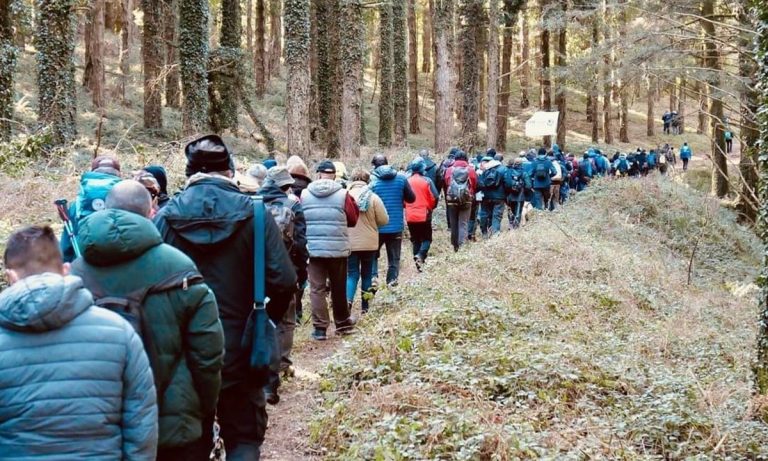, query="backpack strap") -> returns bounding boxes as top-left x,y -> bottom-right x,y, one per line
253,196 -> 266,309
